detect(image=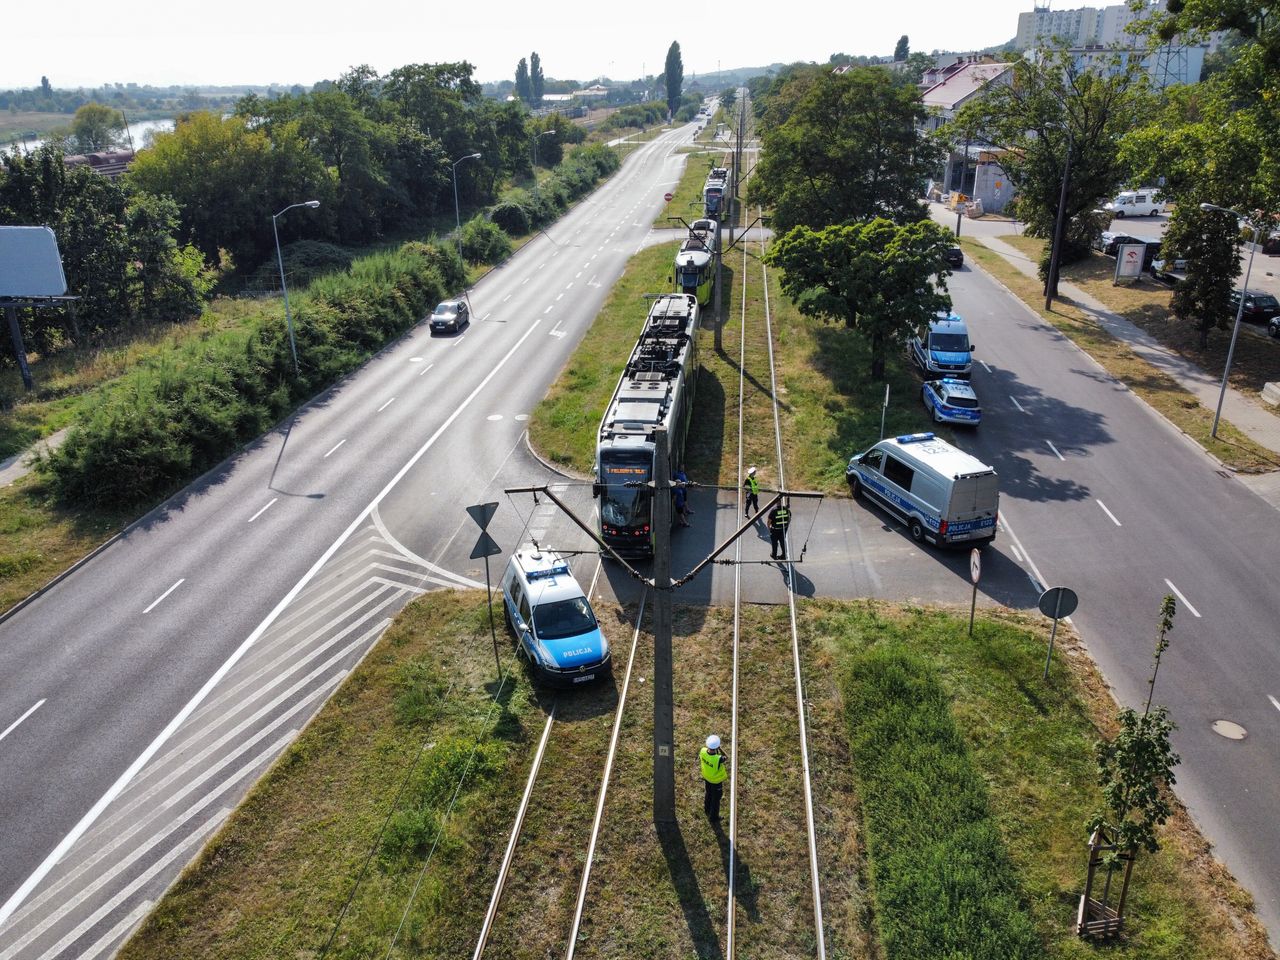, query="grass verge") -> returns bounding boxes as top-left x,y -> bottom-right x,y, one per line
961,238 -> 1277,473
804,600 -> 1276,960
